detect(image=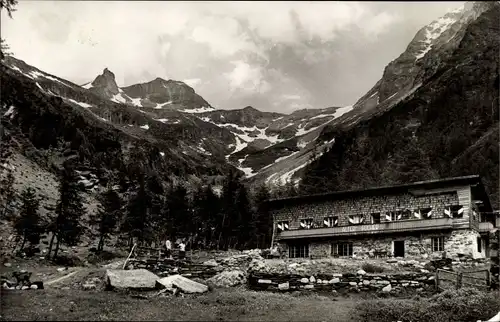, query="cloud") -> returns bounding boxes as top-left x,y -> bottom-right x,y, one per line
360,12 -> 401,38
183,78 -> 202,87
282,94 -> 302,100
224,60 -> 271,94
